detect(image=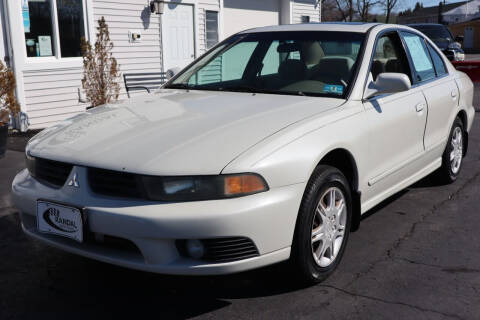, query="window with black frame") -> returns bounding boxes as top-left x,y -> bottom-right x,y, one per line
56,0 -> 85,57
24,0 -> 56,57
22,0 -> 86,58
206,11 -> 219,49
